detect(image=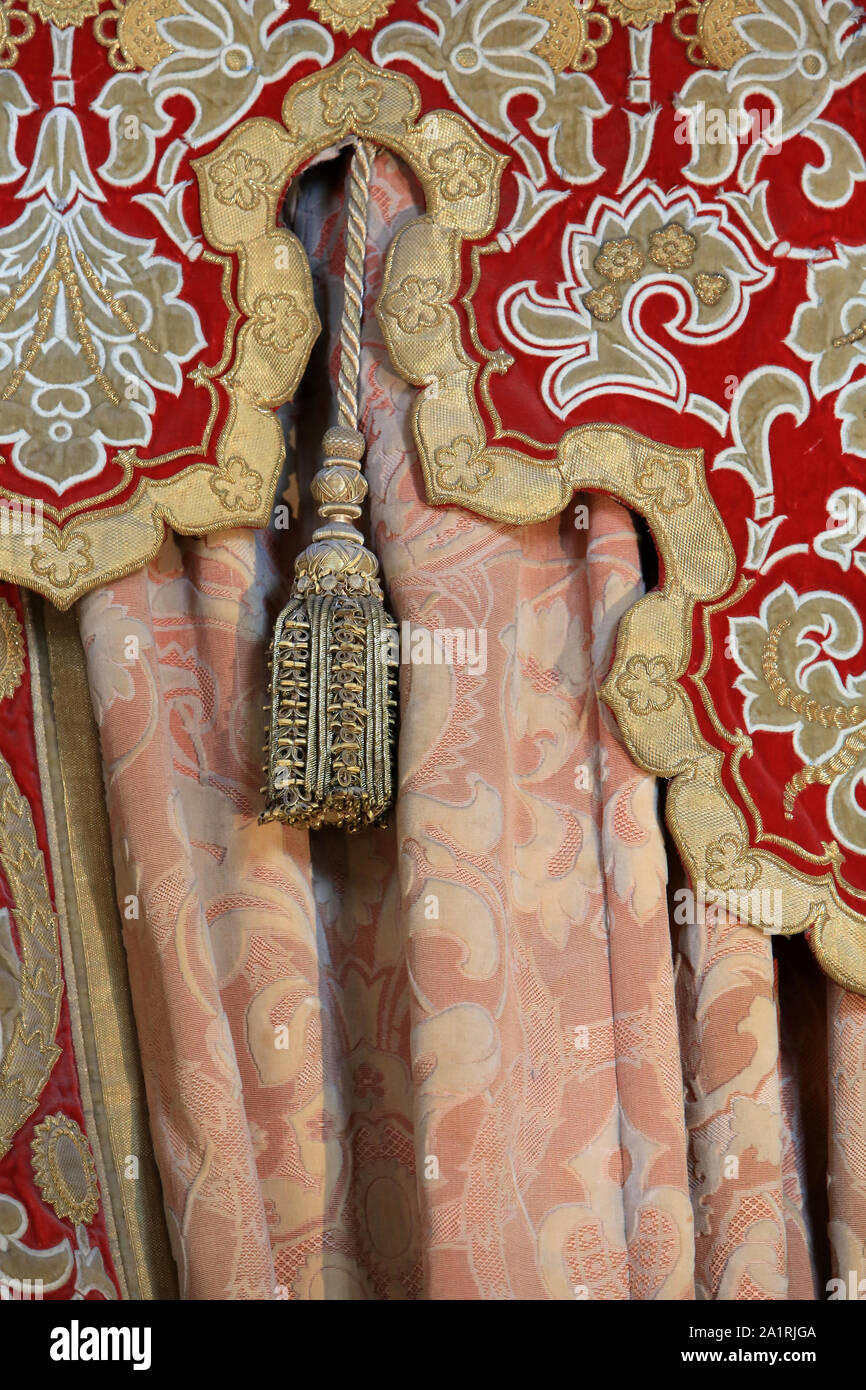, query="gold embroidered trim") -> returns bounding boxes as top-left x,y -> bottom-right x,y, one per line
0,752 -> 62,1159
93,0 -> 180,71
40,601 -> 177,1298
672,0 -> 756,69
0,597 -> 24,700
597,476 -> 866,993
762,619 -> 864,729
25,0 -> 99,26
0,244 -> 243,608
194,52 -> 576,536
192,54 -> 866,993
309,0 -> 395,37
